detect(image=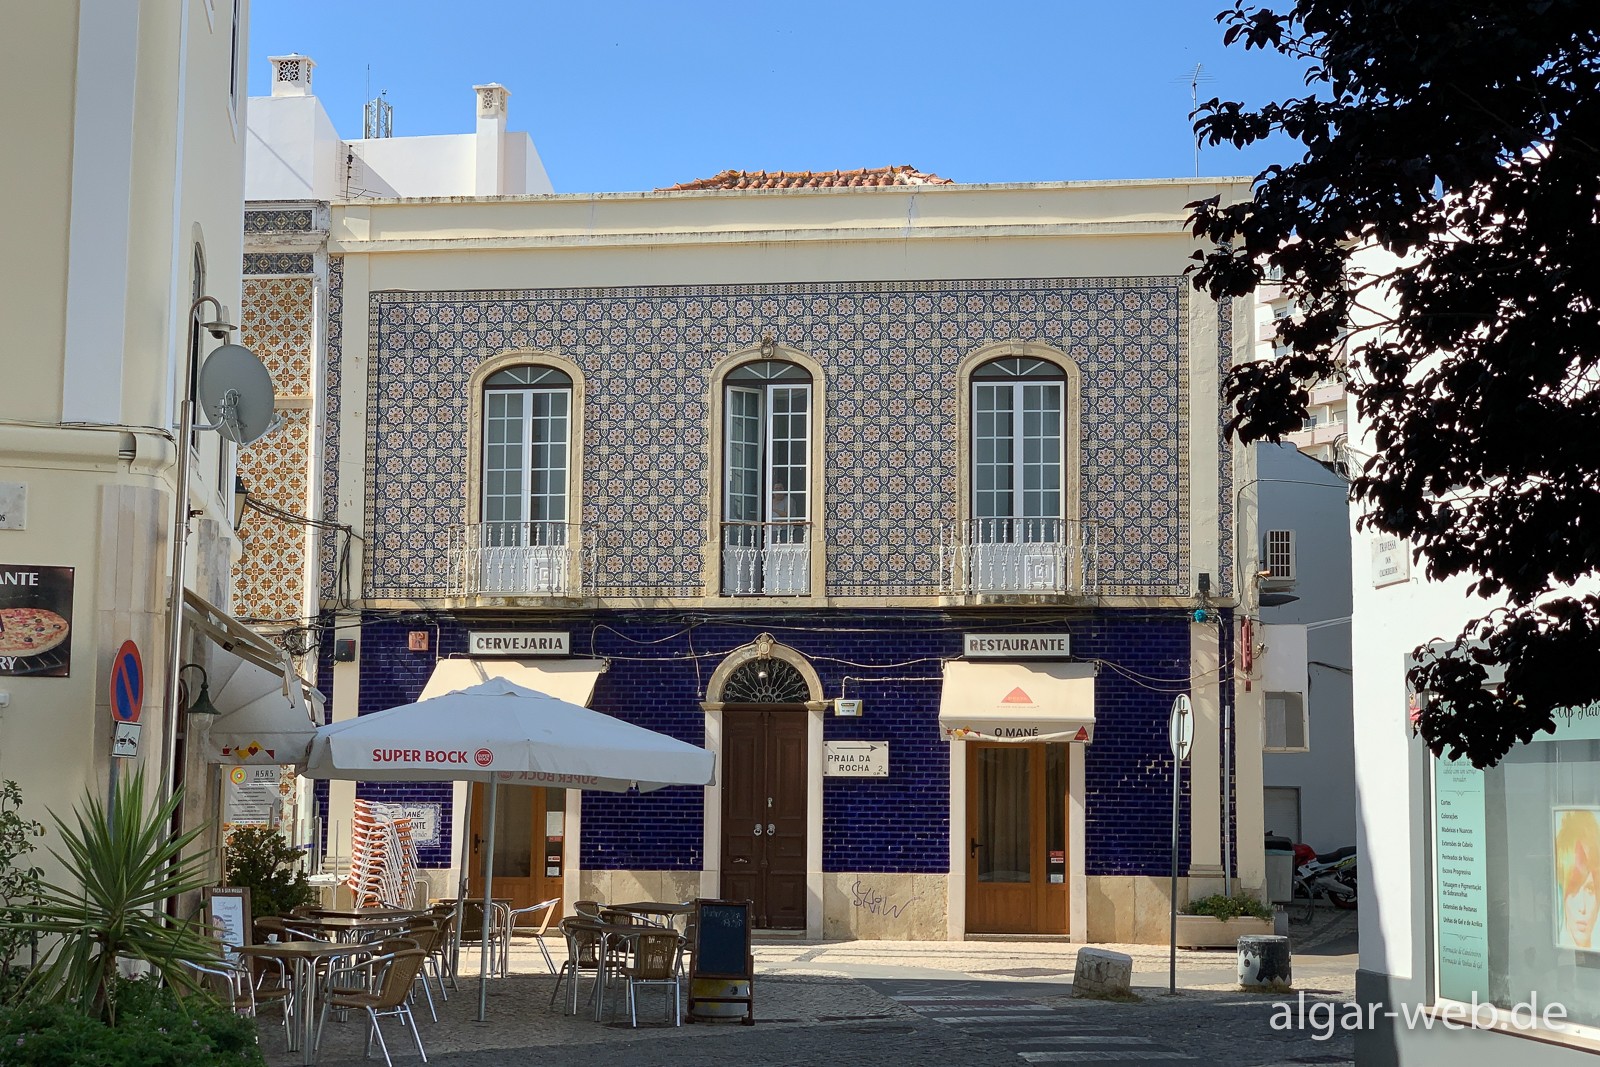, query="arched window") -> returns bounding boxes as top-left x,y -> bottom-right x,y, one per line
721,360 -> 812,595
968,356 -> 1069,590
479,364 -> 574,593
